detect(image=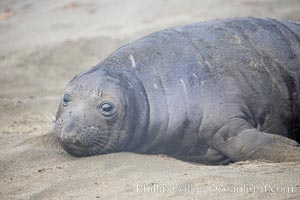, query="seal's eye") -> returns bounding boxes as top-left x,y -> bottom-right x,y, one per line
63,94 -> 71,105
99,102 -> 115,116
